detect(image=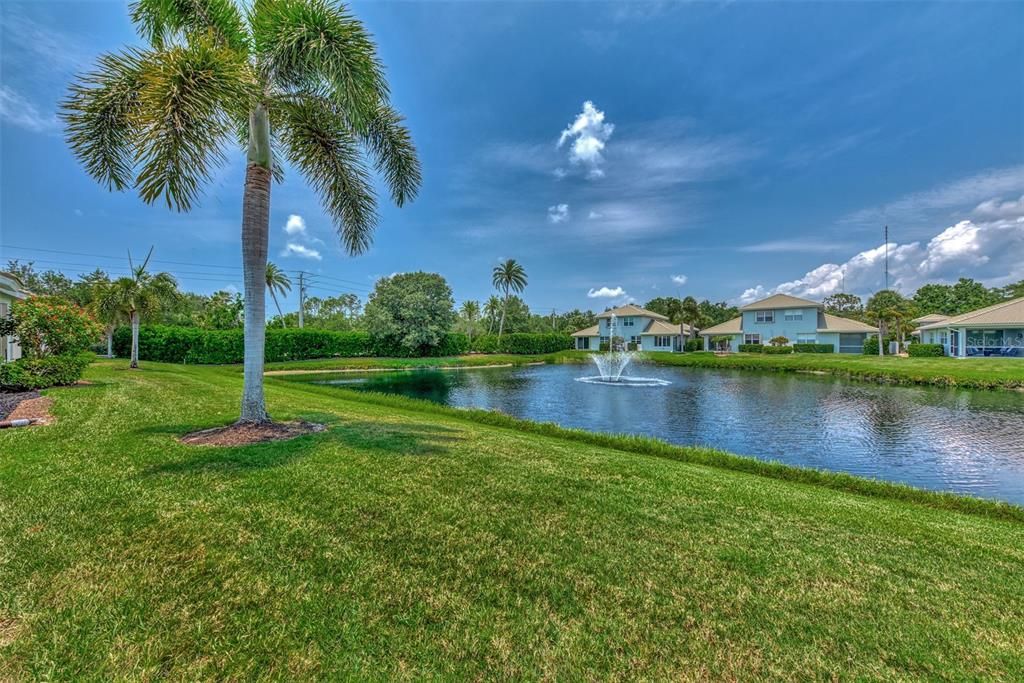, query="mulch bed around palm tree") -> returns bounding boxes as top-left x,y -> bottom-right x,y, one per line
180,421 -> 325,446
